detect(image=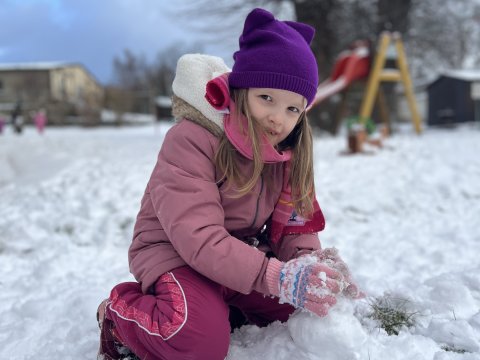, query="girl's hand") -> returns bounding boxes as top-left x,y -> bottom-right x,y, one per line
266,255 -> 345,317
310,248 -> 364,299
